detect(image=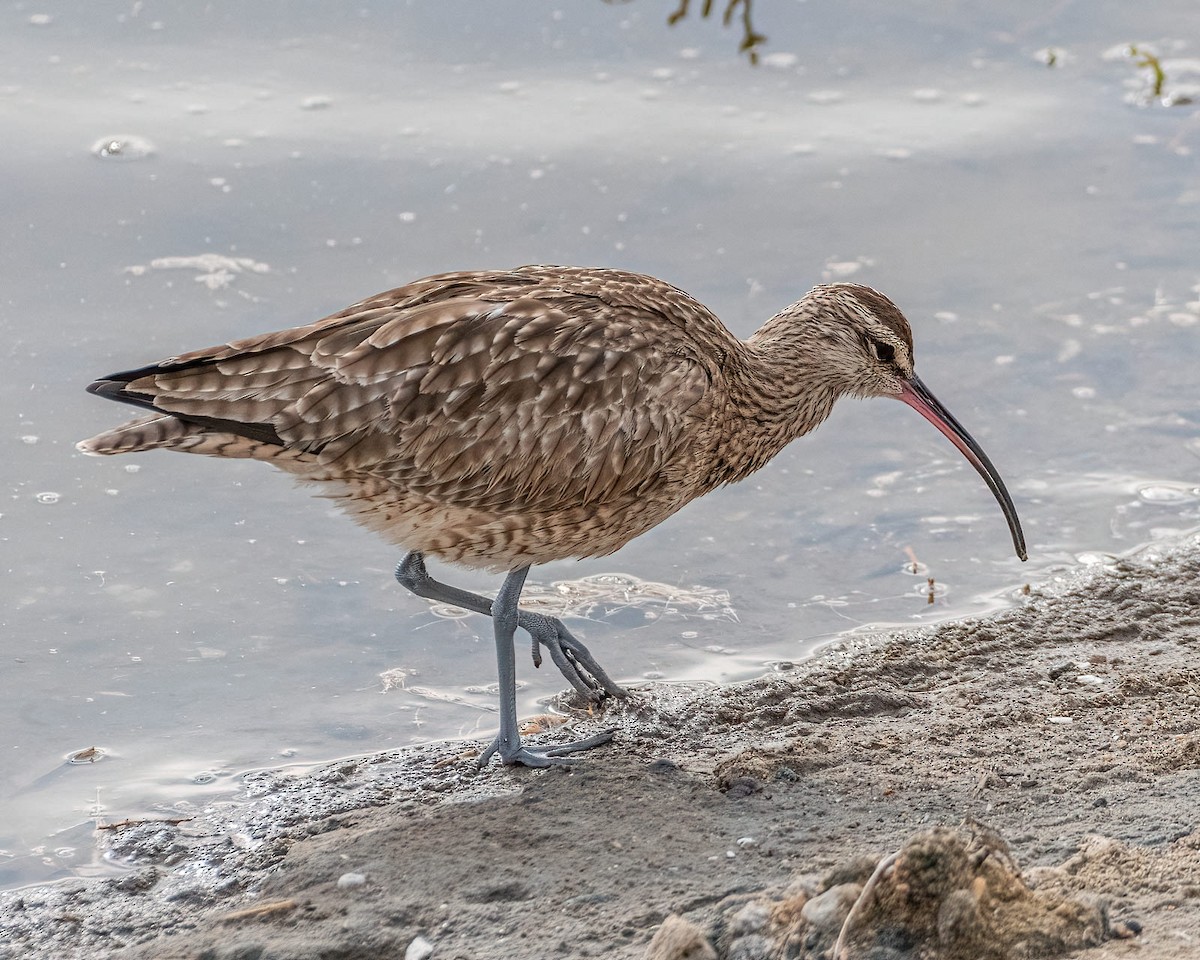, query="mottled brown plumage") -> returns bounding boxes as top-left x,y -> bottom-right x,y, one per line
79,266 -> 917,569
80,264 -> 1025,767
